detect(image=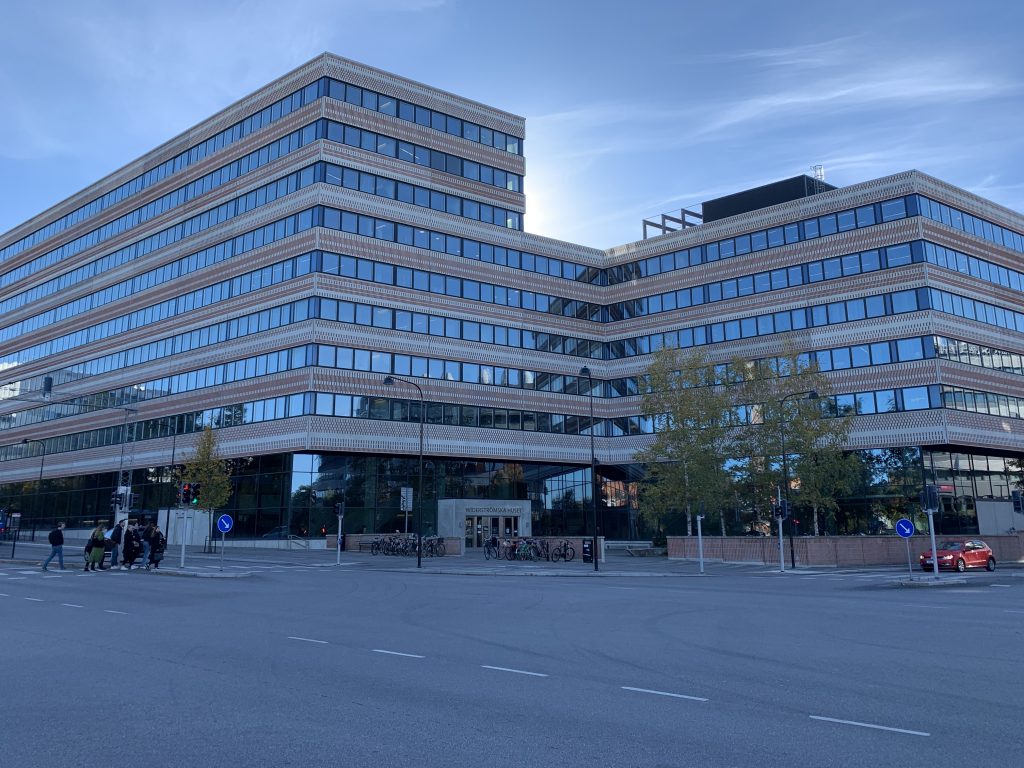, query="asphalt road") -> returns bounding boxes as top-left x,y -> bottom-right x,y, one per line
2,561 -> 1021,767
